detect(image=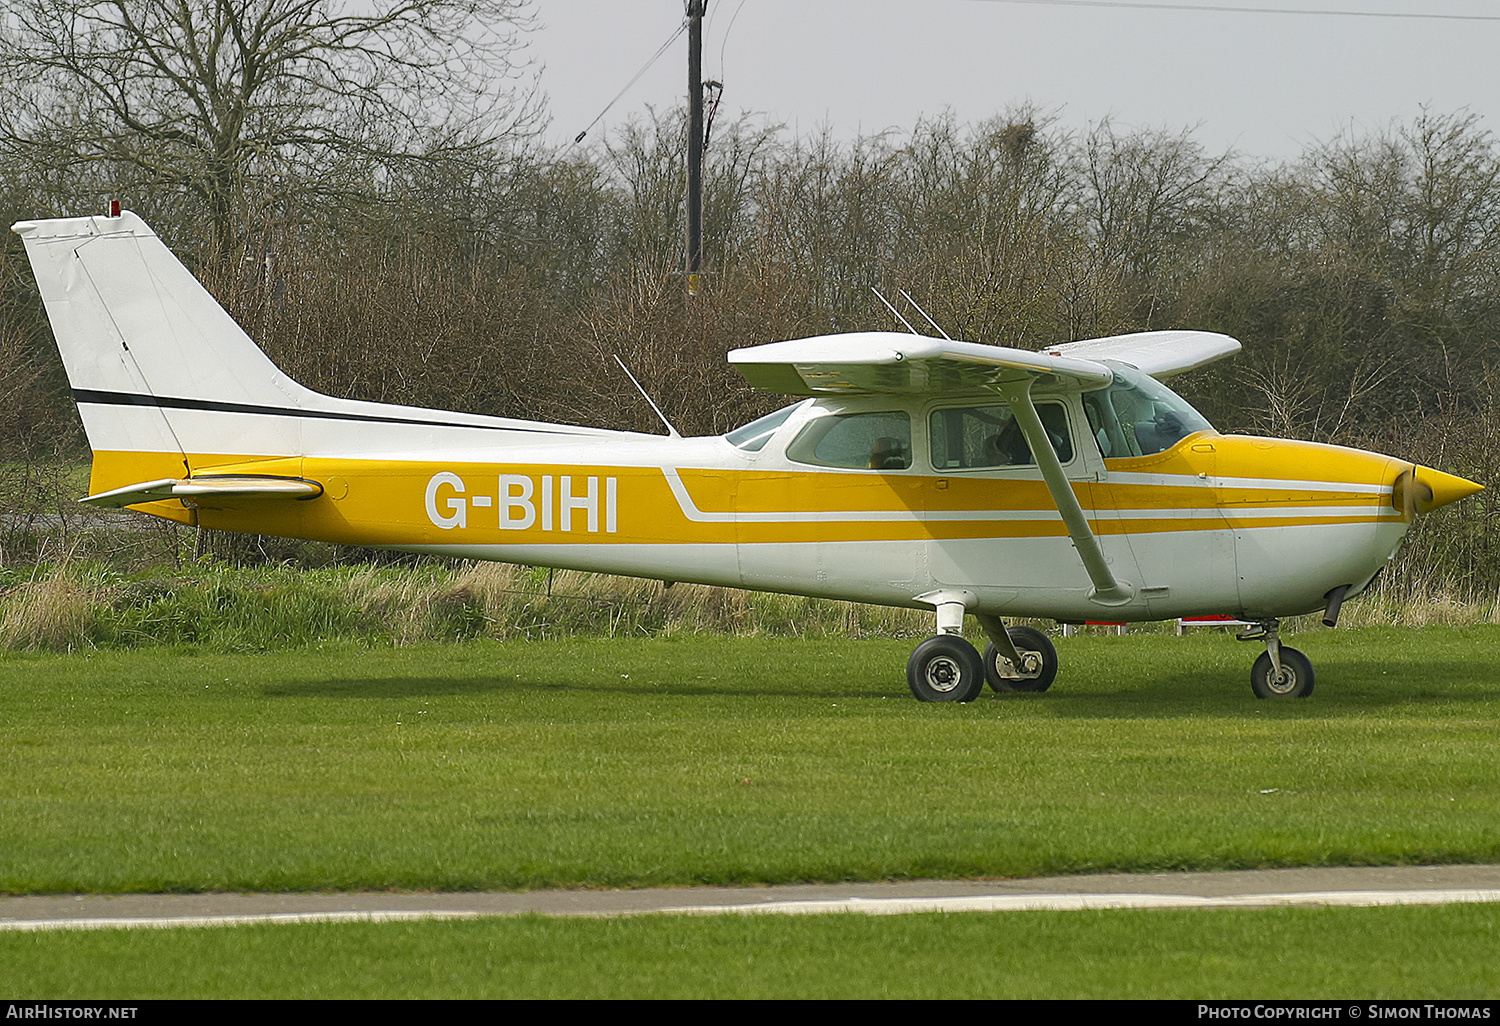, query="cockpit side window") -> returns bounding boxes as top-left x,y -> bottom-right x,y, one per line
929,402 -> 1073,470
786,411 -> 913,470
725,402 -> 802,452
1083,363 -> 1213,458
